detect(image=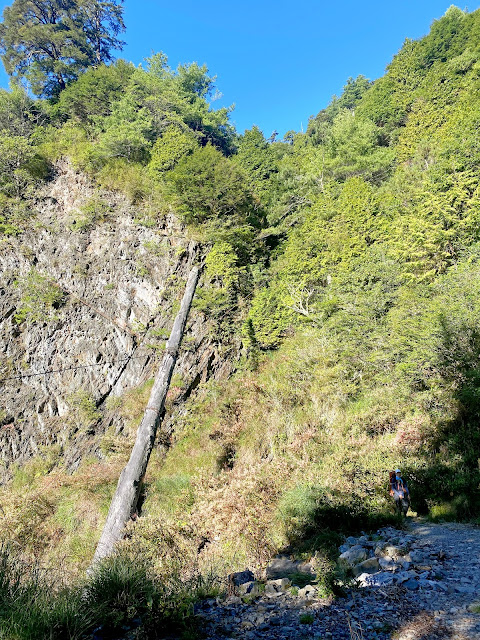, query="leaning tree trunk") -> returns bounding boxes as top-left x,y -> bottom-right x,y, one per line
90,266 -> 200,567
